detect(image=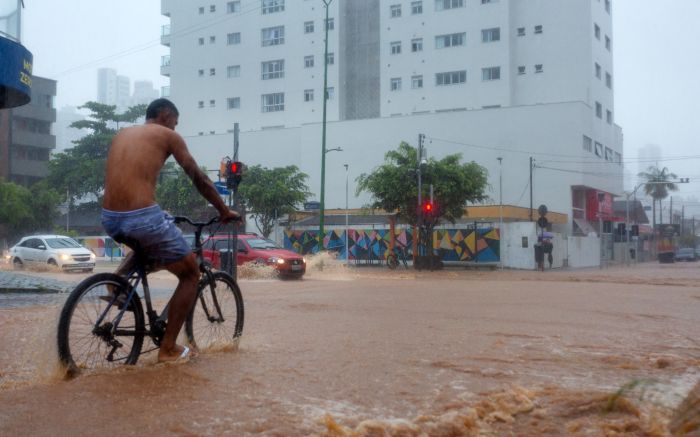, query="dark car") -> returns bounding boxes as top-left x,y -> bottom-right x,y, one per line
202,233 -> 306,278
674,248 -> 697,262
